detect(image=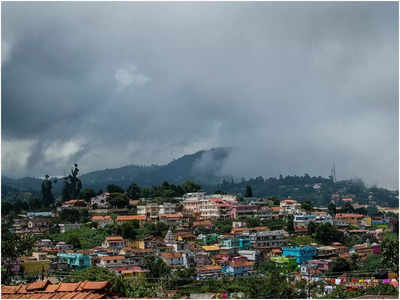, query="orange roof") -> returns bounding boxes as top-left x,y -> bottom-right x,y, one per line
342,198 -> 353,202
159,213 -> 183,219
91,216 -> 110,221
105,236 -> 123,241
26,280 -> 50,291
43,284 -> 59,293
282,199 -> 297,204
80,281 -> 109,290
1,280 -> 112,299
231,226 -> 268,234
230,261 -> 254,267
313,211 -> 327,215
336,213 -> 364,219
116,215 -> 146,221
101,256 -> 125,261
57,282 -> 81,292
271,206 -> 281,212
197,265 -> 222,271
161,252 -> 182,259
271,249 -> 282,254
193,221 -> 212,227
